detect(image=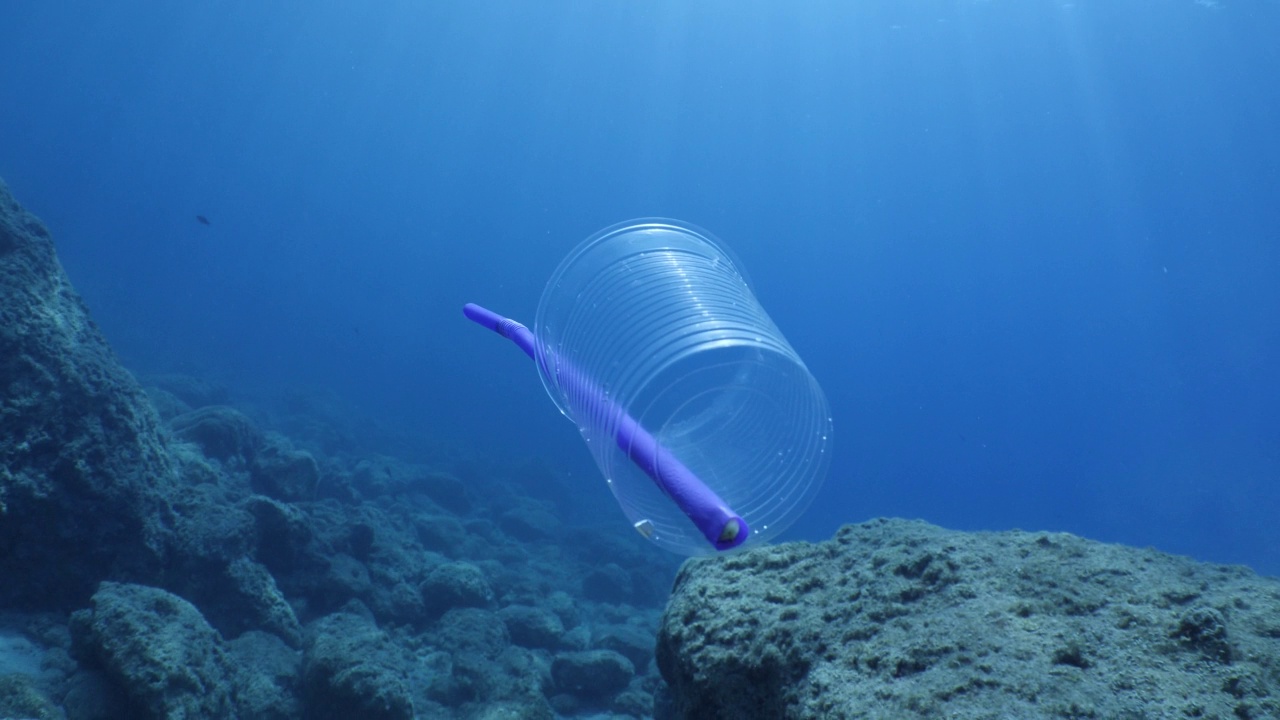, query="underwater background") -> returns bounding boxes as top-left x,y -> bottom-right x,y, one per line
1,0 -> 1277,576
